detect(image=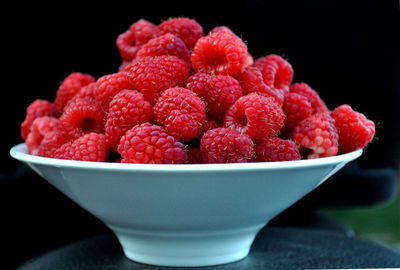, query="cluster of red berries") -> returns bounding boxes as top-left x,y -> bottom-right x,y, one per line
20,17 -> 376,164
